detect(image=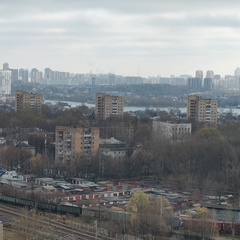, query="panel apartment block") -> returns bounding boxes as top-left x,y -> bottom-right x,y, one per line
187,95 -> 218,125
15,90 -> 43,112
95,93 -> 124,120
55,126 -> 99,162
